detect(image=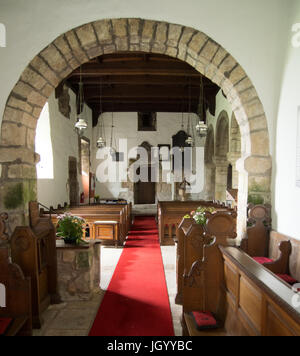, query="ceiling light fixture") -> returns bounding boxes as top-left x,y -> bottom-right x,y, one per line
75,66 -> 88,137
